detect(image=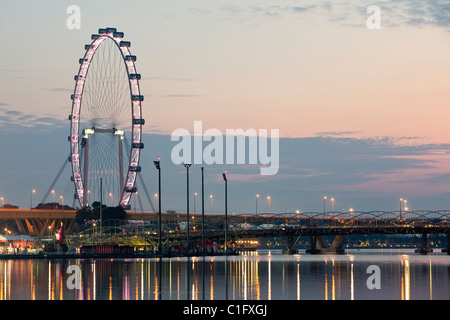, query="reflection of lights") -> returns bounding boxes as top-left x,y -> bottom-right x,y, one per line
109,277 -> 112,300
404,259 -> 410,300
296,263 -> 300,300
93,261 -> 96,300
141,261 -> 144,300
351,263 -> 354,300
332,260 -> 335,301
429,260 -> 432,300
48,261 -> 51,300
